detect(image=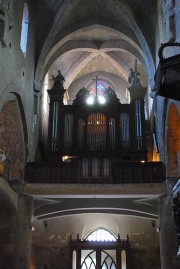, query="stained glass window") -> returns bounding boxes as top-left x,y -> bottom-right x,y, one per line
86,79 -> 108,105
